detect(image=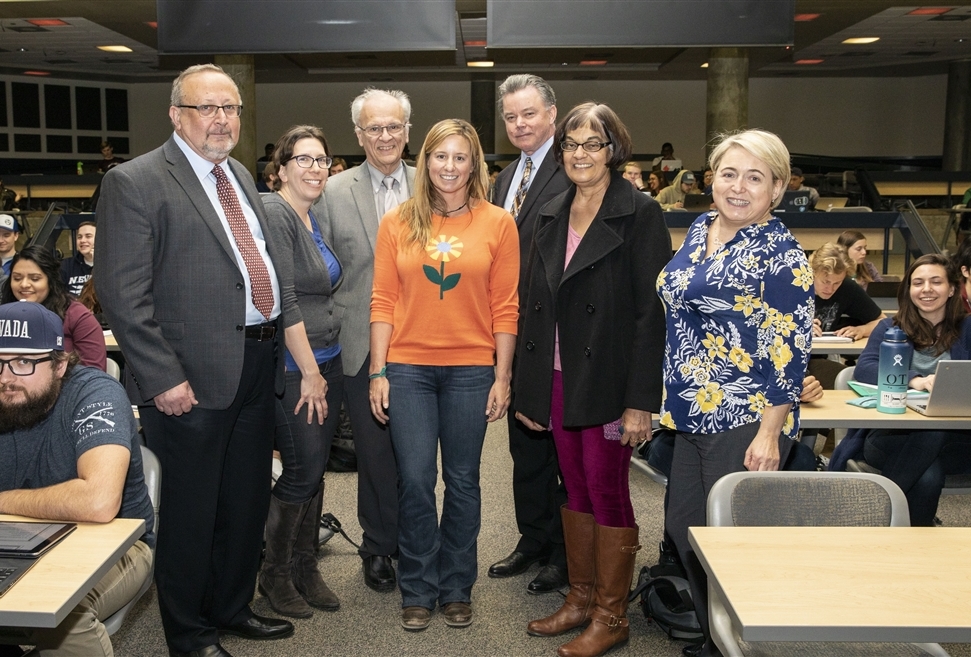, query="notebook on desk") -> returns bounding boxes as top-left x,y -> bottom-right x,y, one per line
775,190 -> 813,212
906,361 -> 971,416
0,521 -> 76,597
